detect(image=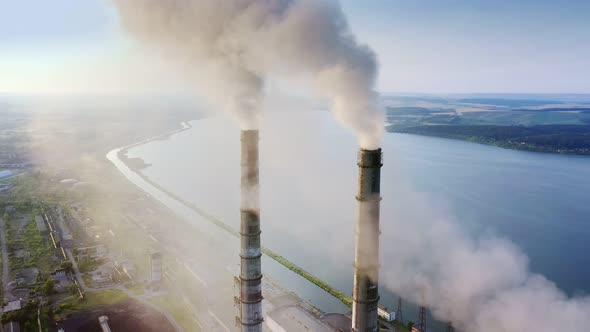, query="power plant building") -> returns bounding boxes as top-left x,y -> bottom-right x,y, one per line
377,305 -> 395,322
150,251 -> 163,287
